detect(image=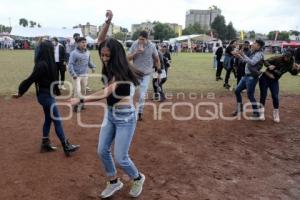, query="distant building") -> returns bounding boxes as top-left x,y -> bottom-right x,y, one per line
131,22 -> 155,35
185,9 -> 221,29
131,22 -> 182,37
74,22 -> 97,38
290,34 -> 300,41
